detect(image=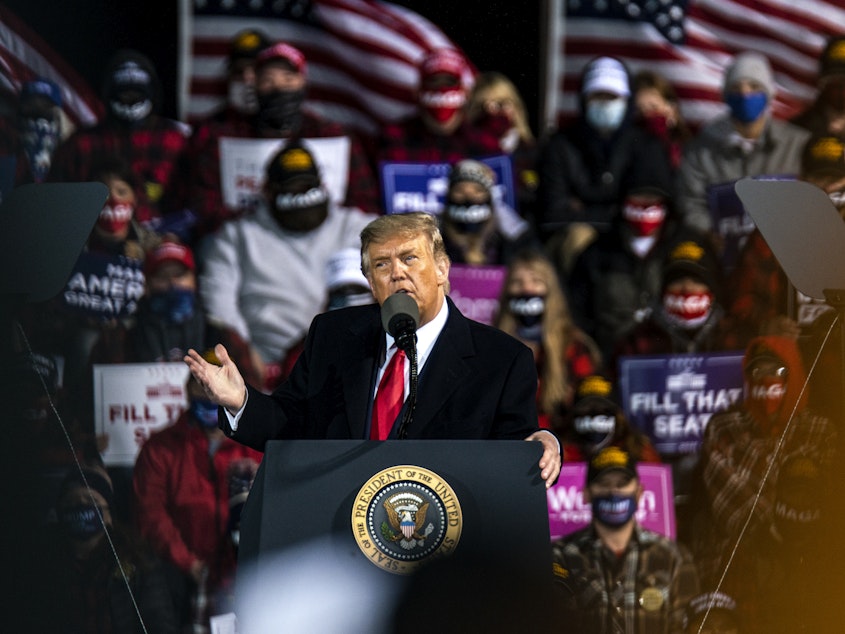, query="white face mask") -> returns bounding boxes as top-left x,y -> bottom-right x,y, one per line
828,190 -> 845,209
110,98 -> 153,123
228,80 -> 258,115
585,98 -> 627,132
